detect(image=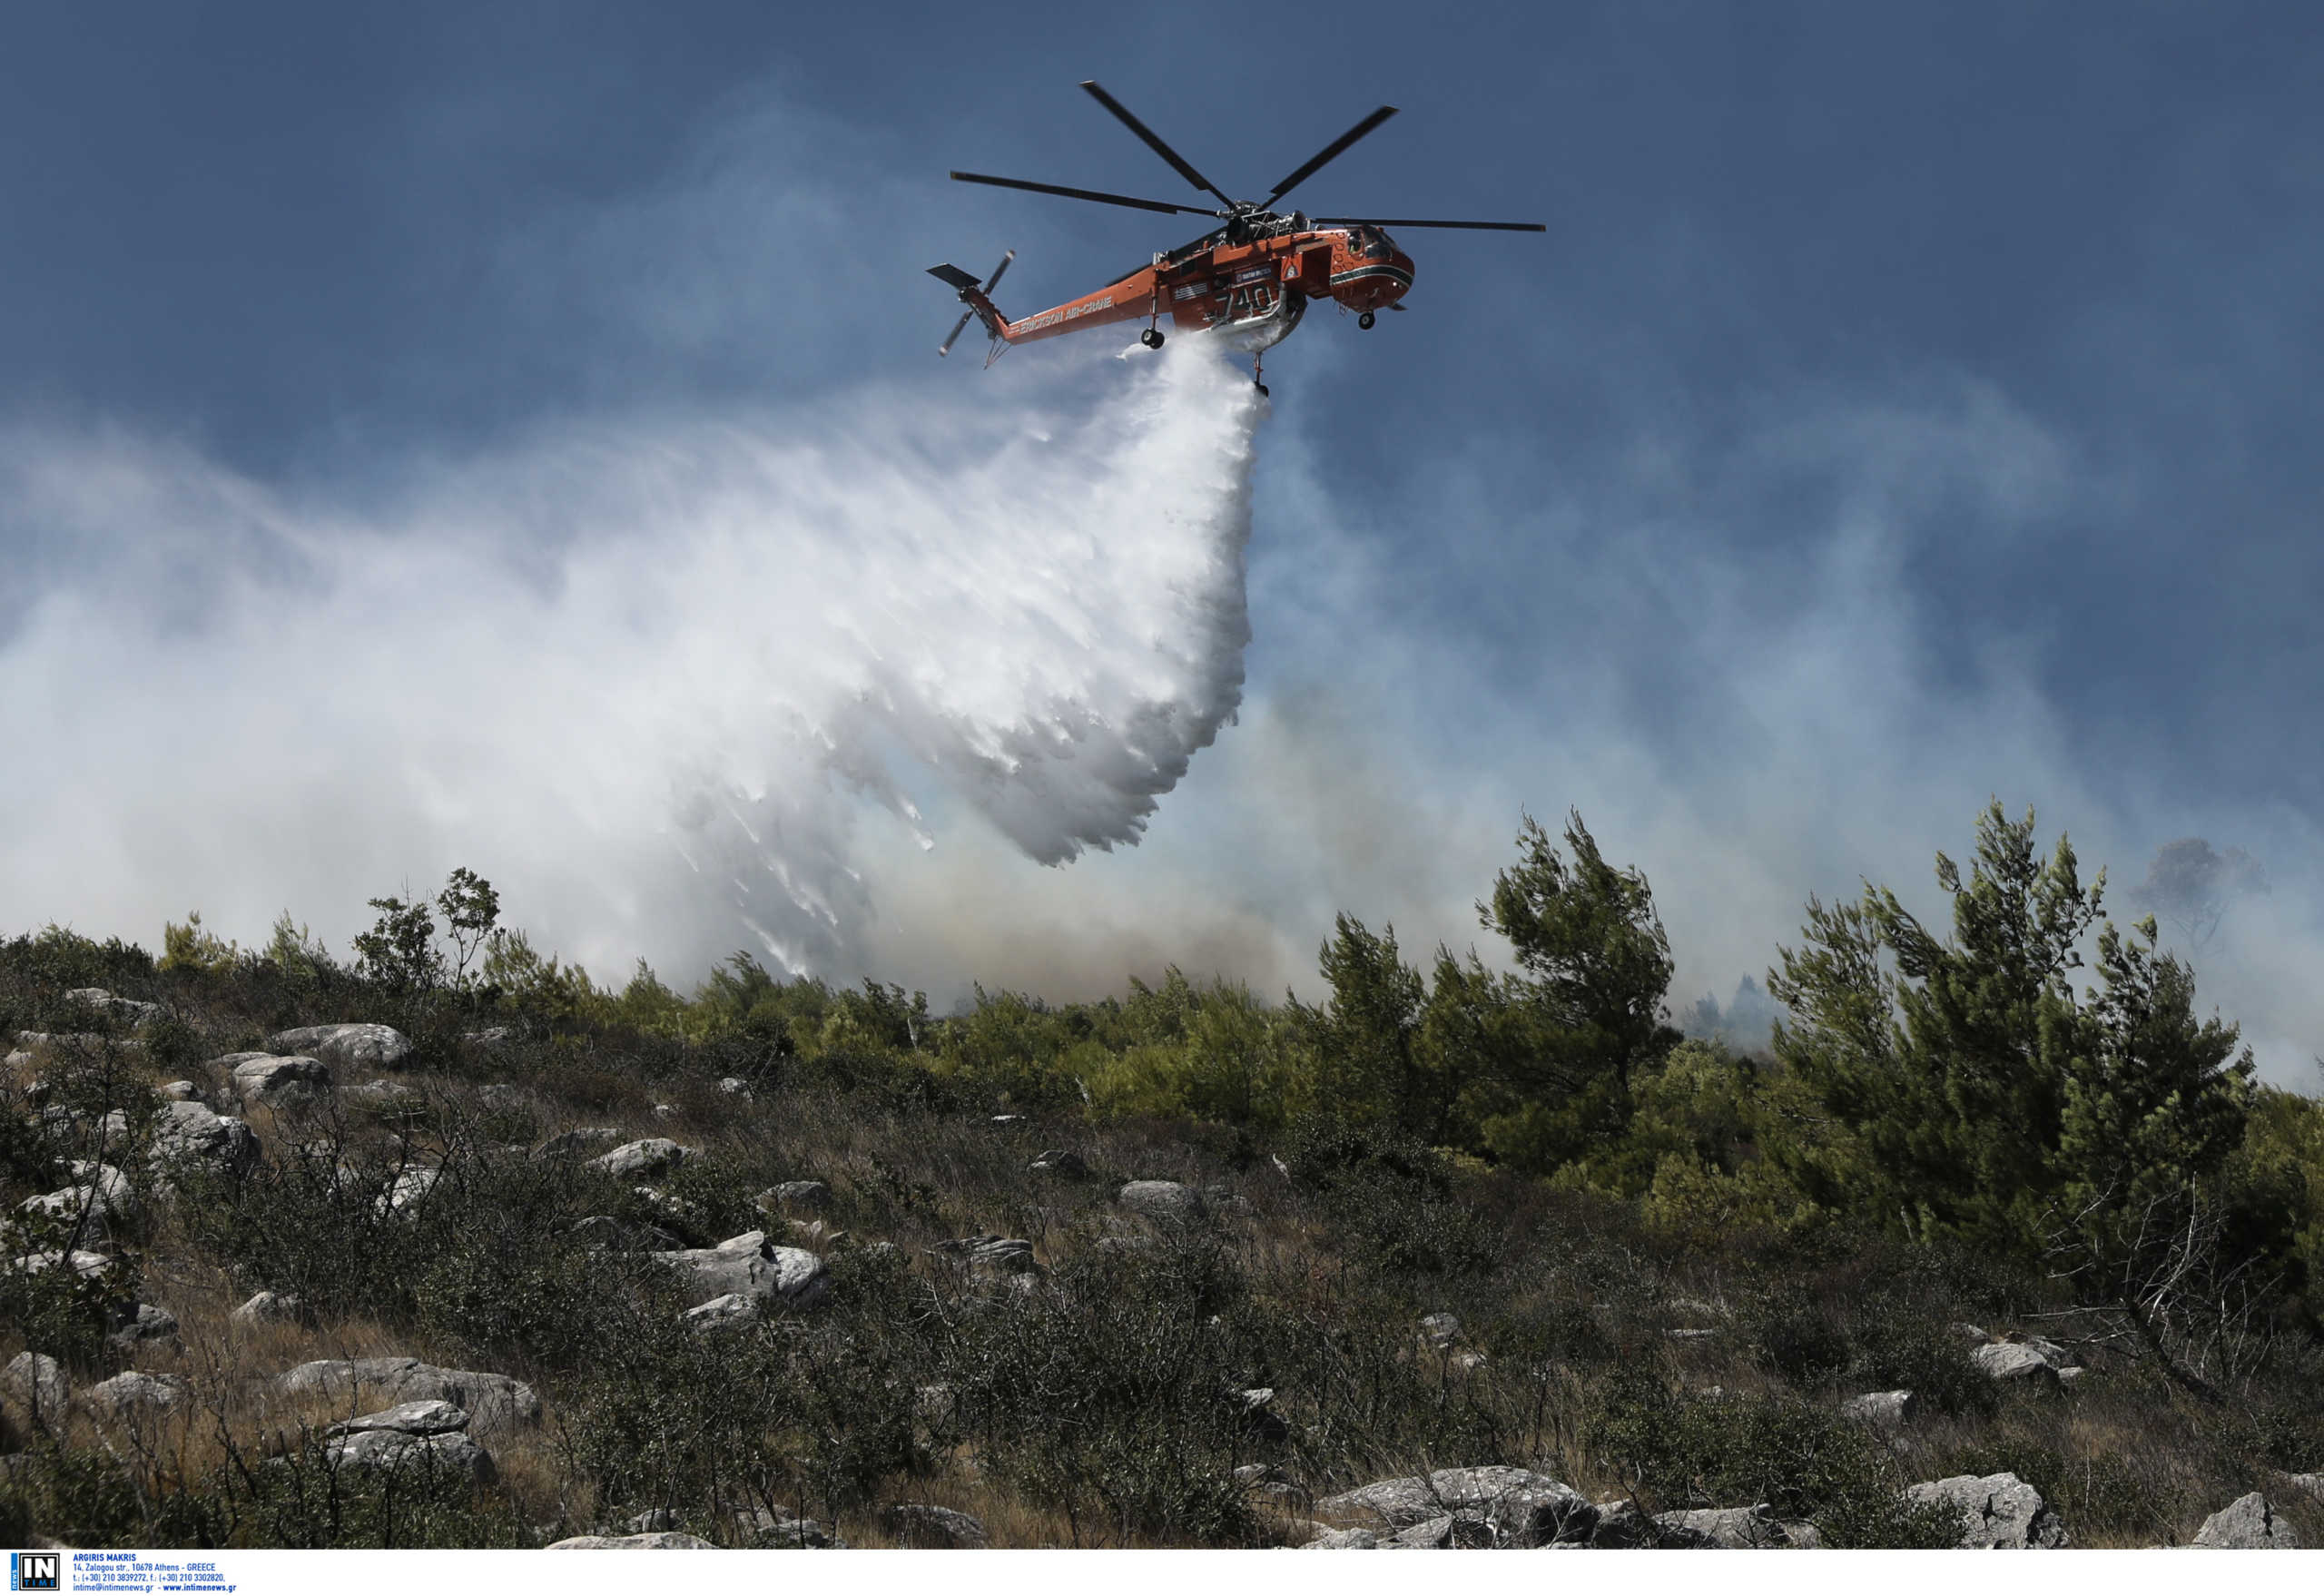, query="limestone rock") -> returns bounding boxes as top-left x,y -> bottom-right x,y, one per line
1,1353 -> 68,1422
1319,1466 -> 1581,1538
884,1502 -> 988,1547
588,1138 -> 693,1179
5,1248 -> 114,1281
1418,1312 -> 1462,1350
1653,1504 -> 1807,1549
64,989 -> 163,1029
1029,1148 -> 1089,1177
1585,1499 -> 1666,1547
1905,1472 -> 2068,1549
84,1371 -> 192,1416
19,1162 -> 139,1242
765,1180 -> 829,1211
536,1127 -> 624,1159
1972,1342 -> 2061,1387
231,1290 -> 308,1327
265,1024 -> 415,1072
106,1302 -> 180,1350
682,1293 -> 759,1331
156,1080 -> 199,1100
2192,1493 -> 2299,1548
1302,1528 -> 1379,1549
547,1533 -> 714,1550
715,1077 -> 752,1098
150,1099 -> 261,1177
229,1055 -> 333,1109
1840,1390 -> 1918,1430
328,1426 -> 495,1483
656,1231 -> 829,1311
329,1398 -> 470,1437
1117,1179 -> 1205,1224
279,1357 -> 540,1437
376,1166 -> 441,1217
348,1079 -> 427,1117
